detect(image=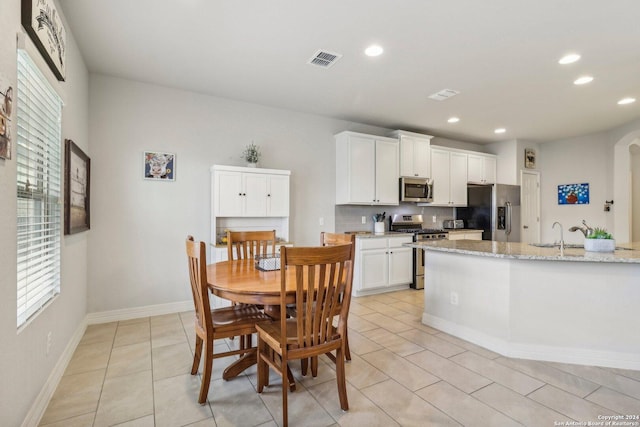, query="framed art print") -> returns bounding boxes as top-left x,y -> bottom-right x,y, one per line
144,151 -> 175,181
21,0 -> 67,81
524,148 -> 536,169
558,183 -> 589,205
64,139 -> 90,234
